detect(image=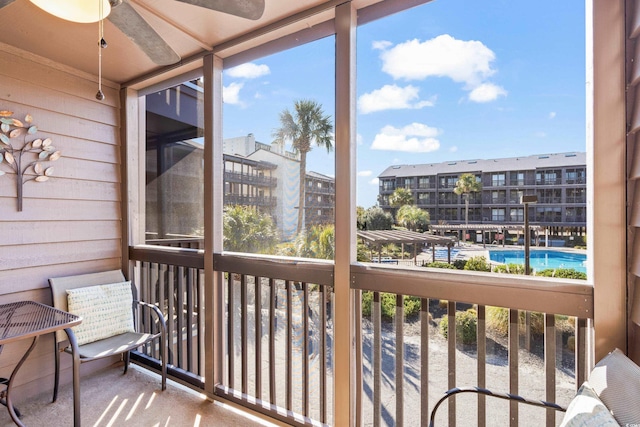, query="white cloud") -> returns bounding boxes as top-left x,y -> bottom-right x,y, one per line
379,35 -> 496,86
358,170 -> 373,177
226,63 -> 270,79
371,123 -> 441,153
468,83 -> 507,103
369,177 -> 380,185
358,84 -> 435,114
535,131 -> 547,138
449,146 -> 458,153
223,82 -> 244,105
372,40 -> 392,50
357,133 -> 364,145
549,112 -> 557,119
